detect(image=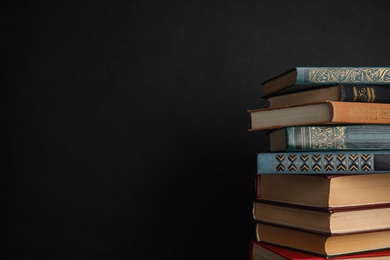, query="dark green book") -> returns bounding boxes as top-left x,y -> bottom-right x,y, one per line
269,125 -> 390,152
